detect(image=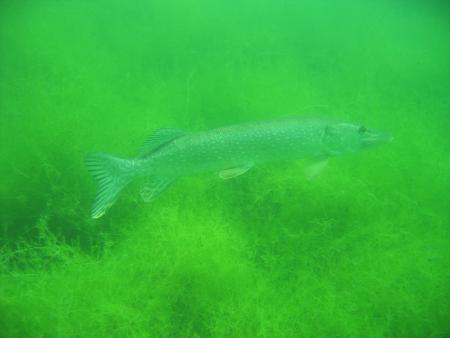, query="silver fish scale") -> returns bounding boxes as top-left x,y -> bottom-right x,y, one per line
140,118 -> 329,177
